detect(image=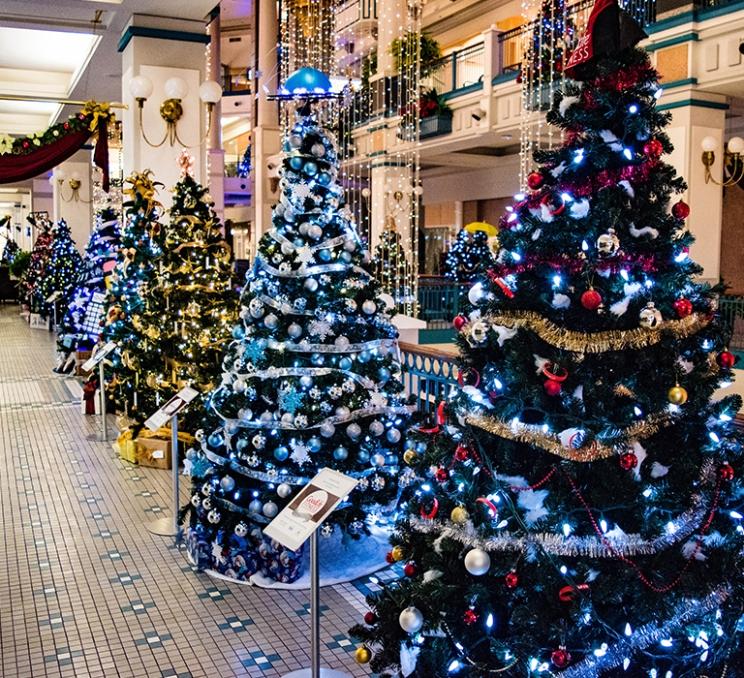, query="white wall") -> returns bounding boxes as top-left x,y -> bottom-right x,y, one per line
422,154 -> 520,205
